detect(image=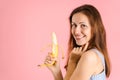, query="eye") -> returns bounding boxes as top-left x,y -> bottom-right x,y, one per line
71,23 -> 77,28
81,24 -> 87,28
